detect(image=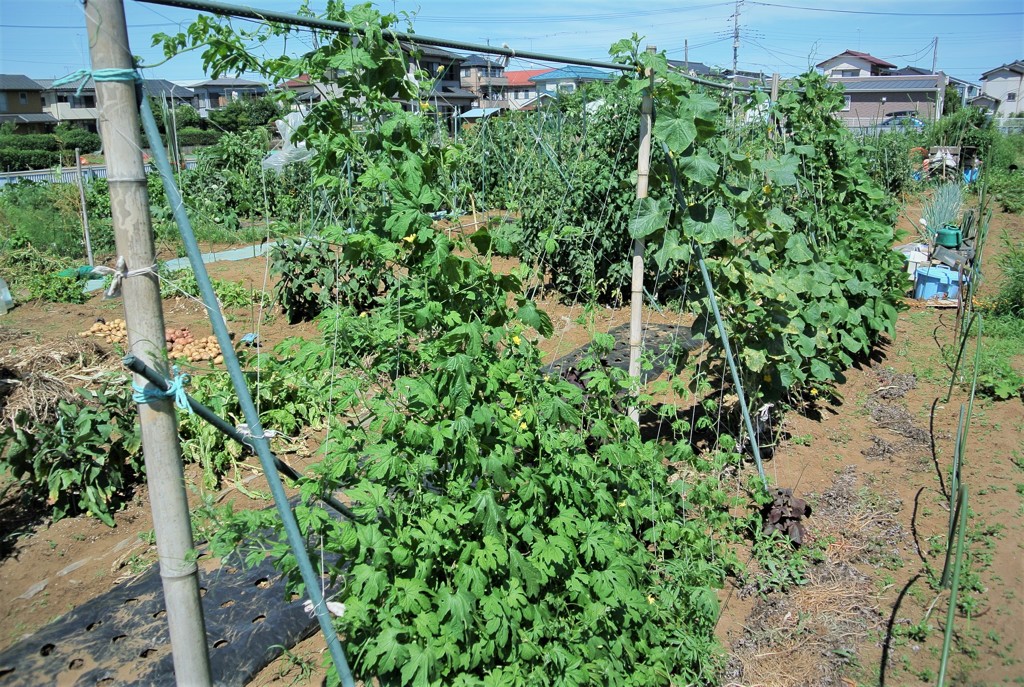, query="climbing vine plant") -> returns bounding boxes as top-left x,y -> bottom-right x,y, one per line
157,7 -> 907,684
157,8 -> 739,687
